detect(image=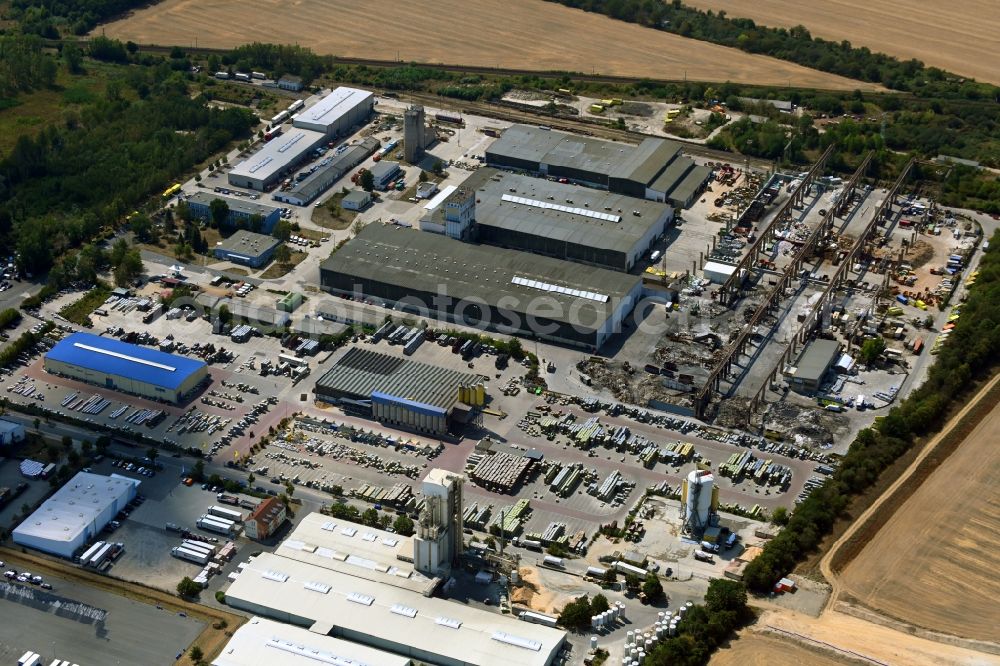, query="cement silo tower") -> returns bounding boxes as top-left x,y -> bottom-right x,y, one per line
681,470 -> 718,535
